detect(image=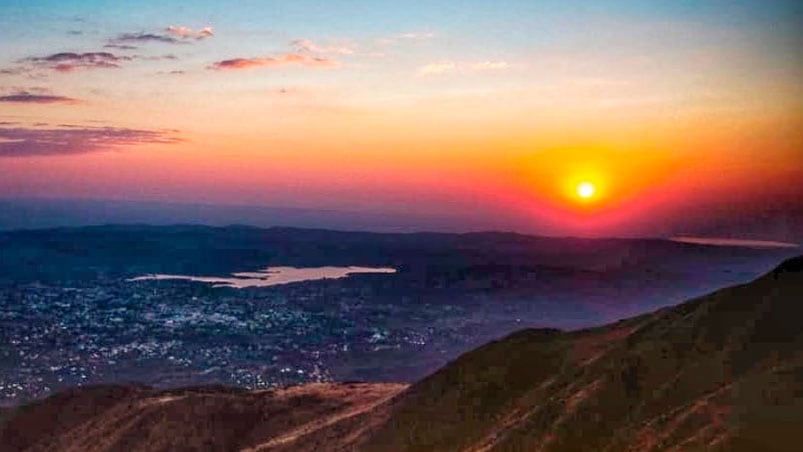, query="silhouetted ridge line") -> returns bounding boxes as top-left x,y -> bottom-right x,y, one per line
769,255 -> 803,276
